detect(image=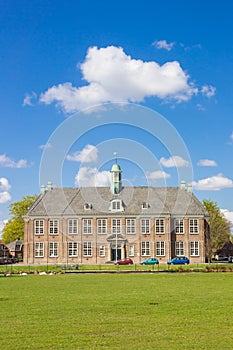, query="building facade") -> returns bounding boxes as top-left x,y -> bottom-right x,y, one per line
24,163 -> 209,265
